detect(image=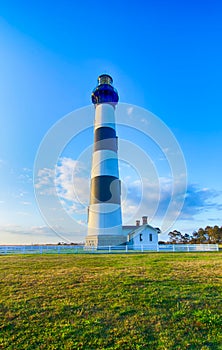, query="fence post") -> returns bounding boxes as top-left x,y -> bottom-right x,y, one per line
157,244 -> 159,252
125,245 -> 128,253
173,244 -> 175,252
109,246 -> 111,253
